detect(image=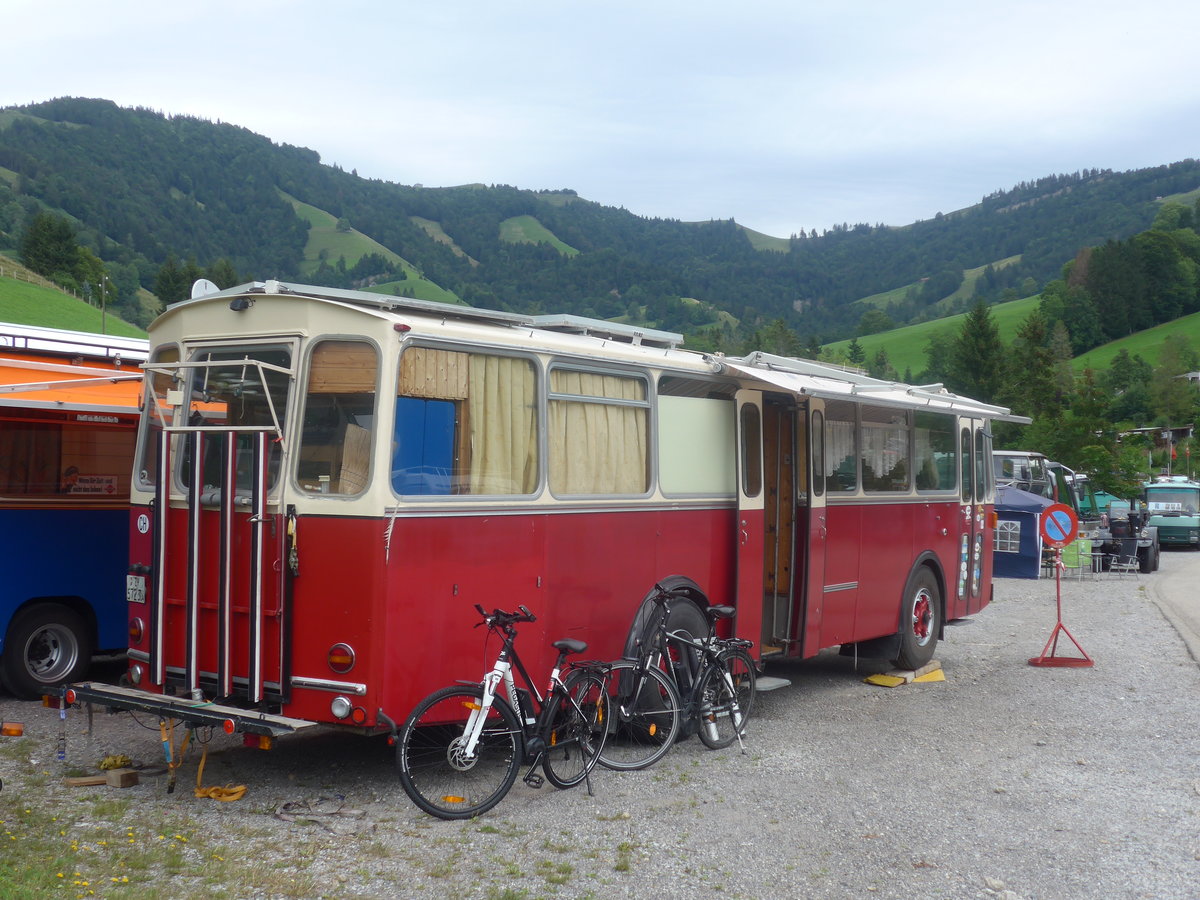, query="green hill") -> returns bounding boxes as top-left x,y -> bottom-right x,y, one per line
825,295 -> 1041,377
5,97 -> 1199,346
1073,311 -> 1200,371
499,215 -> 578,255
0,264 -> 146,337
